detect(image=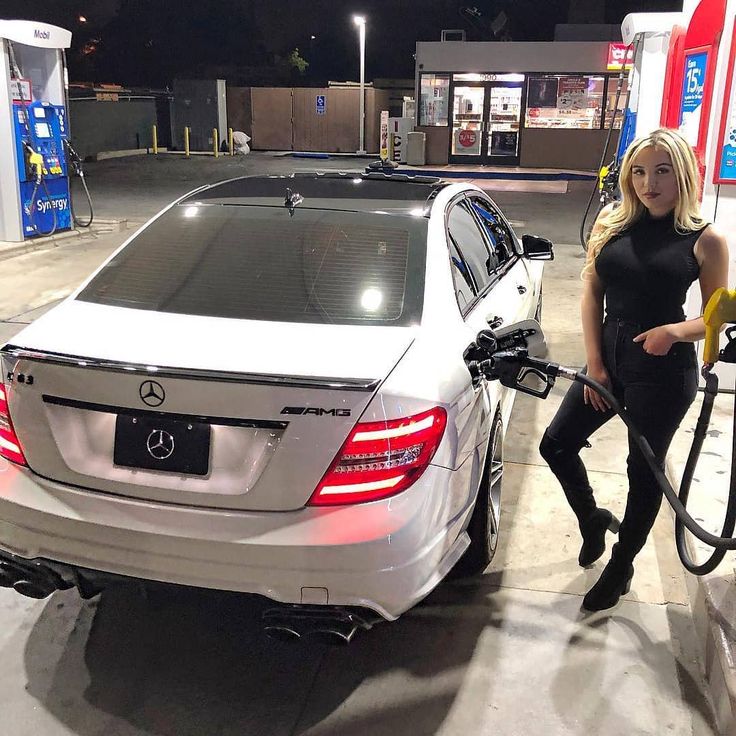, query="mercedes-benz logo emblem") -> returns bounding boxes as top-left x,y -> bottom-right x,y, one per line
146,429 -> 175,460
139,380 -> 165,407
